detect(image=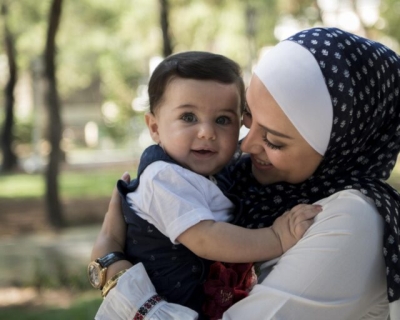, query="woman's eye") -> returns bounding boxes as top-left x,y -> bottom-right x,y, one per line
181,113 -> 197,122
216,116 -> 231,125
263,133 -> 282,150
